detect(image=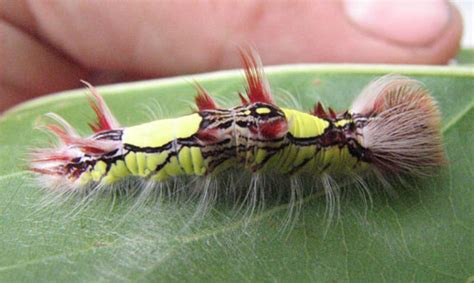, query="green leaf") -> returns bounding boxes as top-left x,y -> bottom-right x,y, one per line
456,48 -> 474,65
1,65 -> 473,282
